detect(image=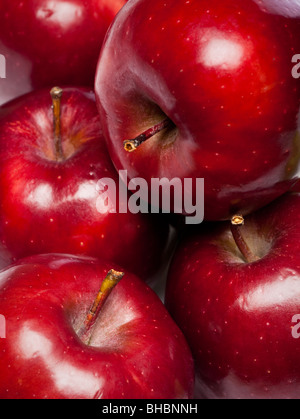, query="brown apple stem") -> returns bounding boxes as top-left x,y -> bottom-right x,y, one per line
123,117 -> 173,152
77,269 -> 125,340
50,86 -> 64,161
230,215 -> 259,263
